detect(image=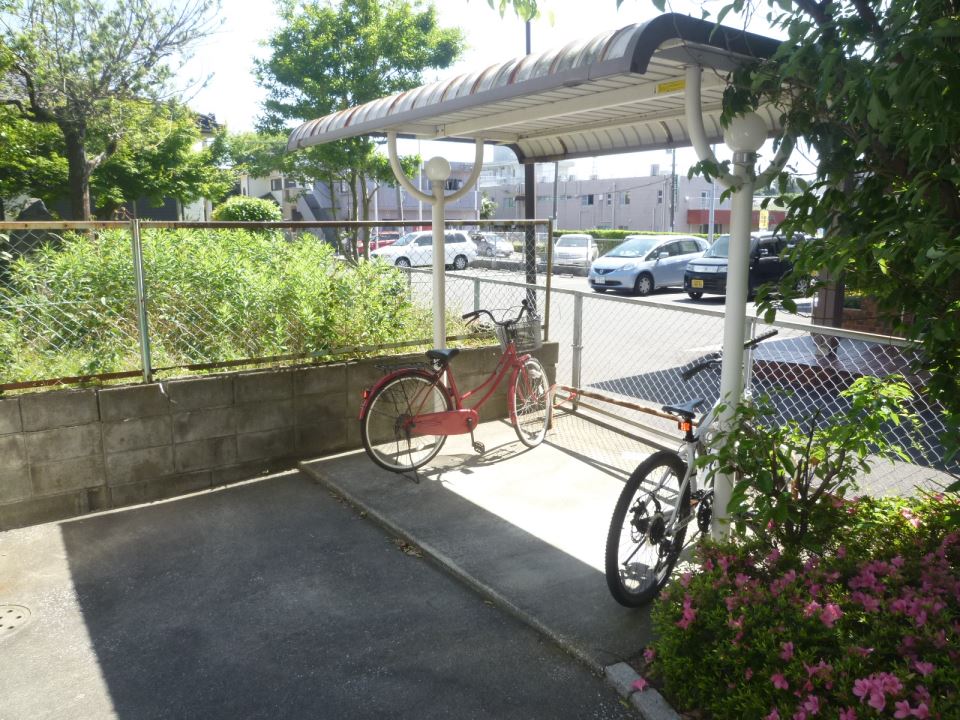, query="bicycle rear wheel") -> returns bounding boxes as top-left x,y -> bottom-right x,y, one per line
605,451 -> 691,607
510,357 -> 550,447
360,372 -> 452,472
